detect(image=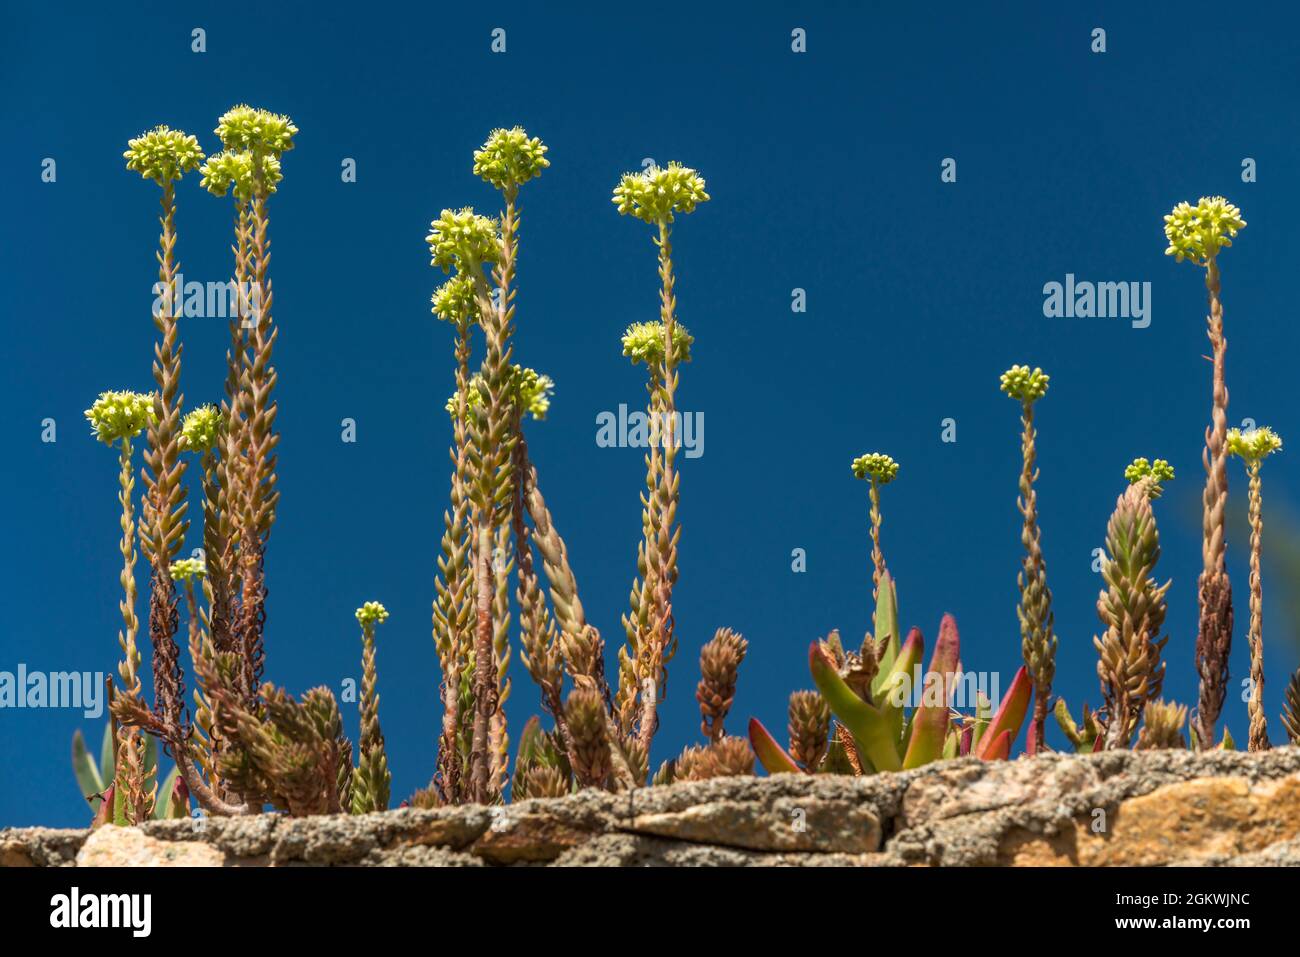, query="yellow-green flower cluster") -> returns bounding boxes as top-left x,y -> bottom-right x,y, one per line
181,405 -> 223,453
621,320 -> 693,367
1125,457 -> 1175,485
123,126 -> 204,186
1000,365 -> 1050,403
427,207 -> 500,272
169,558 -> 207,582
473,127 -> 549,190
1163,196 -> 1246,265
431,274 -> 480,326
215,105 -> 298,156
356,601 -> 390,628
612,162 -> 710,224
200,149 -> 282,202
1227,426 -> 1283,463
513,366 -> 554,420
851,452 -> 899,484
445,366 -> 554,421
85,390 -> 155,445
